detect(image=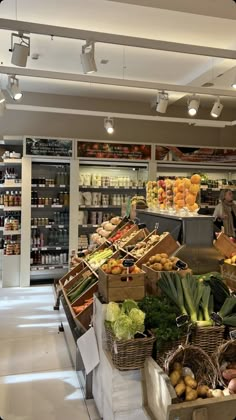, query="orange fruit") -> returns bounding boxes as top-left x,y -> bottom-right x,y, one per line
189,184 -> 200,194
185,193 -> 196,206
176,192 -> 184,200
183,178 -> 191,189
191,174 -> 201,184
